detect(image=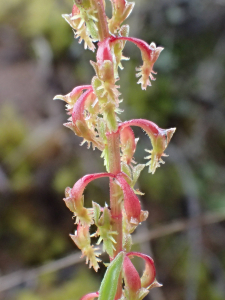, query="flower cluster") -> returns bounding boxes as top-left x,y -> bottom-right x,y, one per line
54,1 -> 175,299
